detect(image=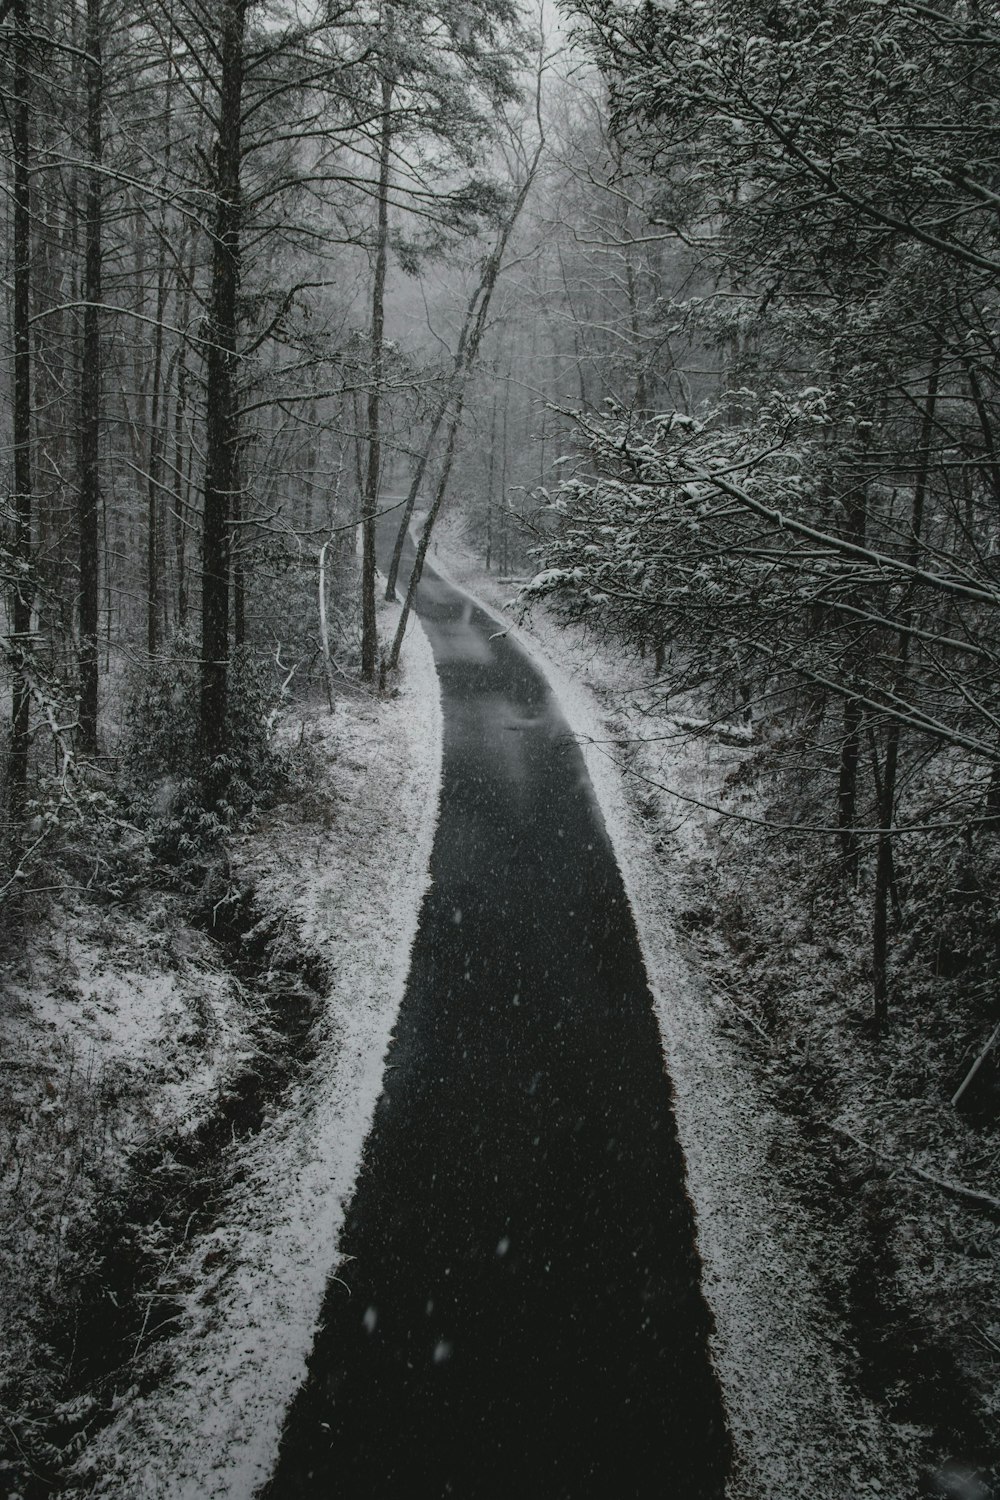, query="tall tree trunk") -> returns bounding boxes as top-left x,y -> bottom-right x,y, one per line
837,469 -> 869,884
837,695 -> 862,882
500,344 -> 512,574
172,238 -> 195,631
146,282 -> 166,656
485,374 -> 499,571
873,352 -> 942,1029
361,43 -> 394,680
624,246 -> 647,414
232,440 -> 245,648
77,0 -> 102,754
146,38 -> 177,655
318,538 -> 336,712
9,0 -> 33,818
199,0 -> 245,757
